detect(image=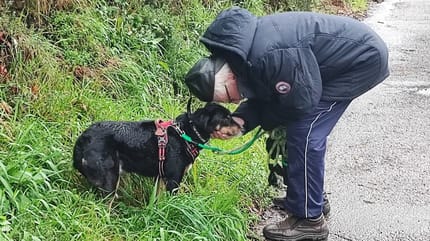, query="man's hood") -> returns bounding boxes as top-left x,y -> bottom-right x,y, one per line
200,6 -> 257,61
